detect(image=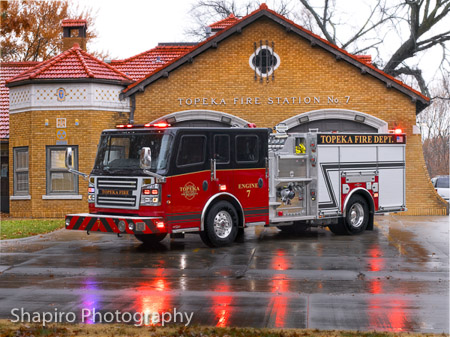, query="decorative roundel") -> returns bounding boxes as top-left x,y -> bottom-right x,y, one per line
56,87 -> 66,102
249,46 -> 280,77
